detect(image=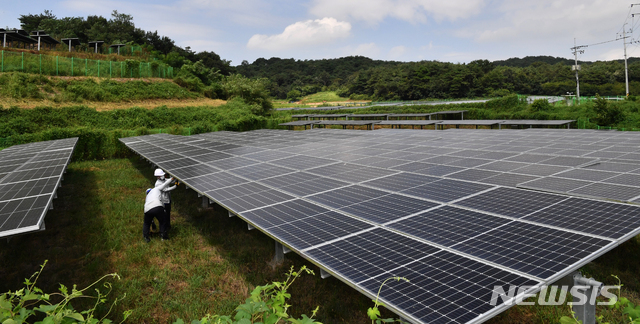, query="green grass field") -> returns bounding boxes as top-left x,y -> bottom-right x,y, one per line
1,157 -> 639,323
300,92 -> 352,103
